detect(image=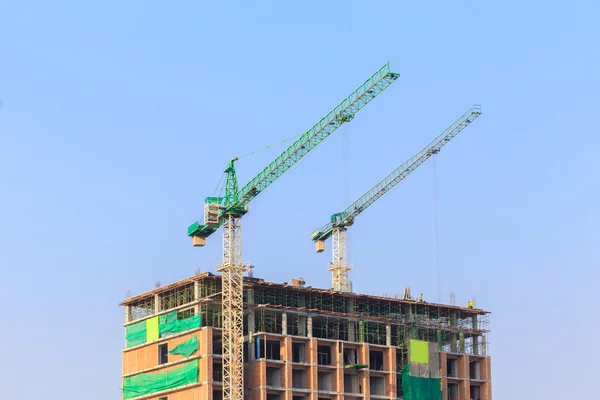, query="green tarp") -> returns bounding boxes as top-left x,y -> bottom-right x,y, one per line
126,320 -> 147,348
125,312 -> 201,348
169,335 -> 199,358
160,312 -> 201,336
402,364 -> 441,400
123,359 -> 198,400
